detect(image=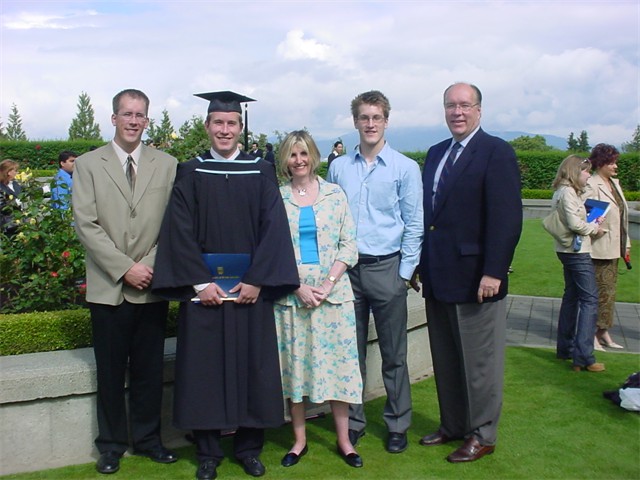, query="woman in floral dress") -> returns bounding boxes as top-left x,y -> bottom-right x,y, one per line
274,130 -> 363,468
